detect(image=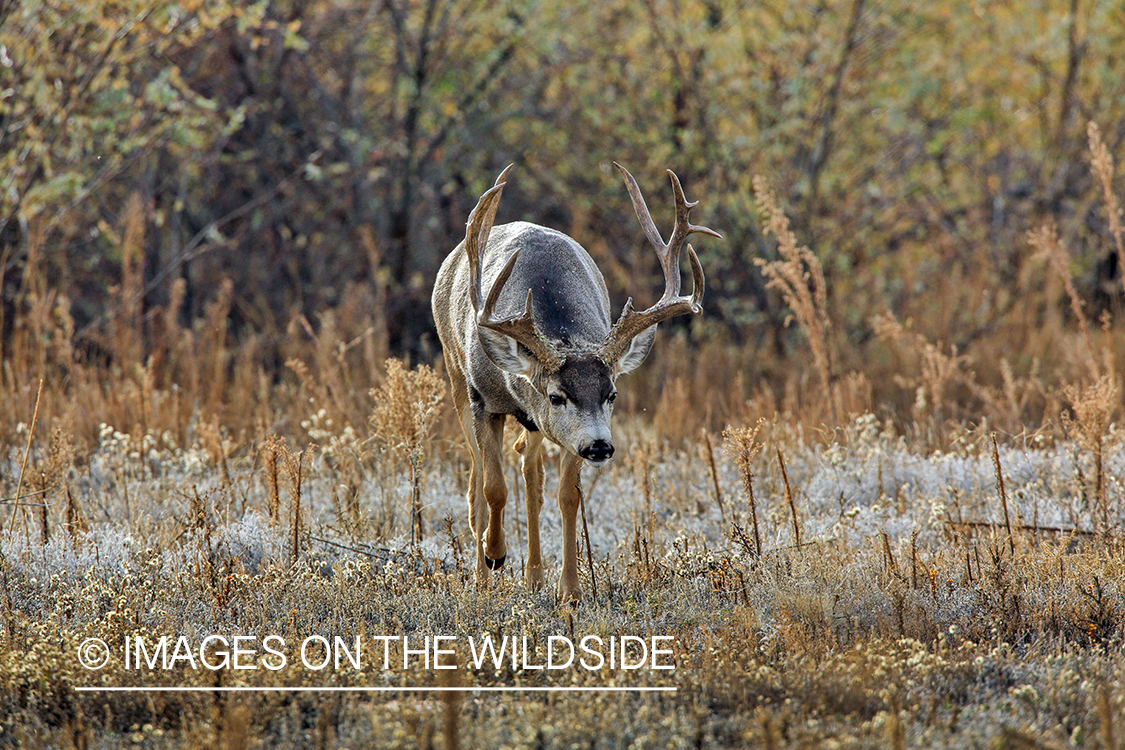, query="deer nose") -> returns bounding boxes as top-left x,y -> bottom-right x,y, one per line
579,439 -> 614,463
